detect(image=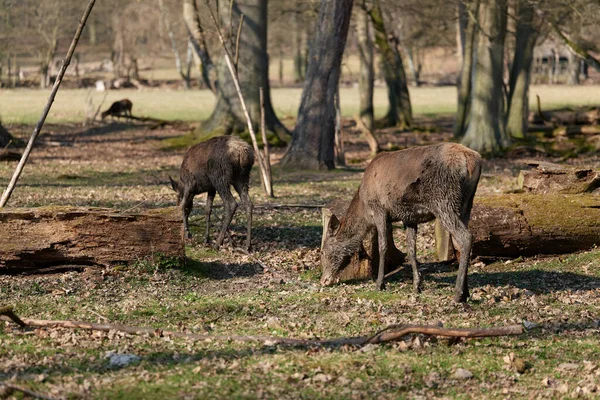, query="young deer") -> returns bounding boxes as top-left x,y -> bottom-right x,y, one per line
320,143 -> 482,303
170,136 -> 254,250
101,99 -> 133,121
